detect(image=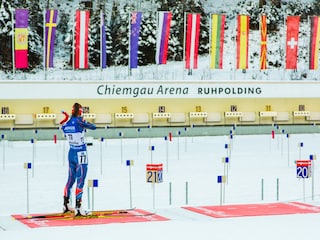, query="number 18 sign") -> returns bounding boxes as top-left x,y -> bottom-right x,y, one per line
296,160 -> 312,178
